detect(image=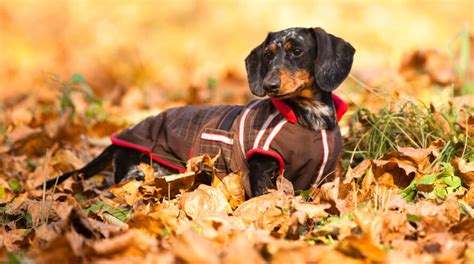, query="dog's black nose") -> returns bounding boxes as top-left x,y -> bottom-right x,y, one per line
263,77 -> 280,94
